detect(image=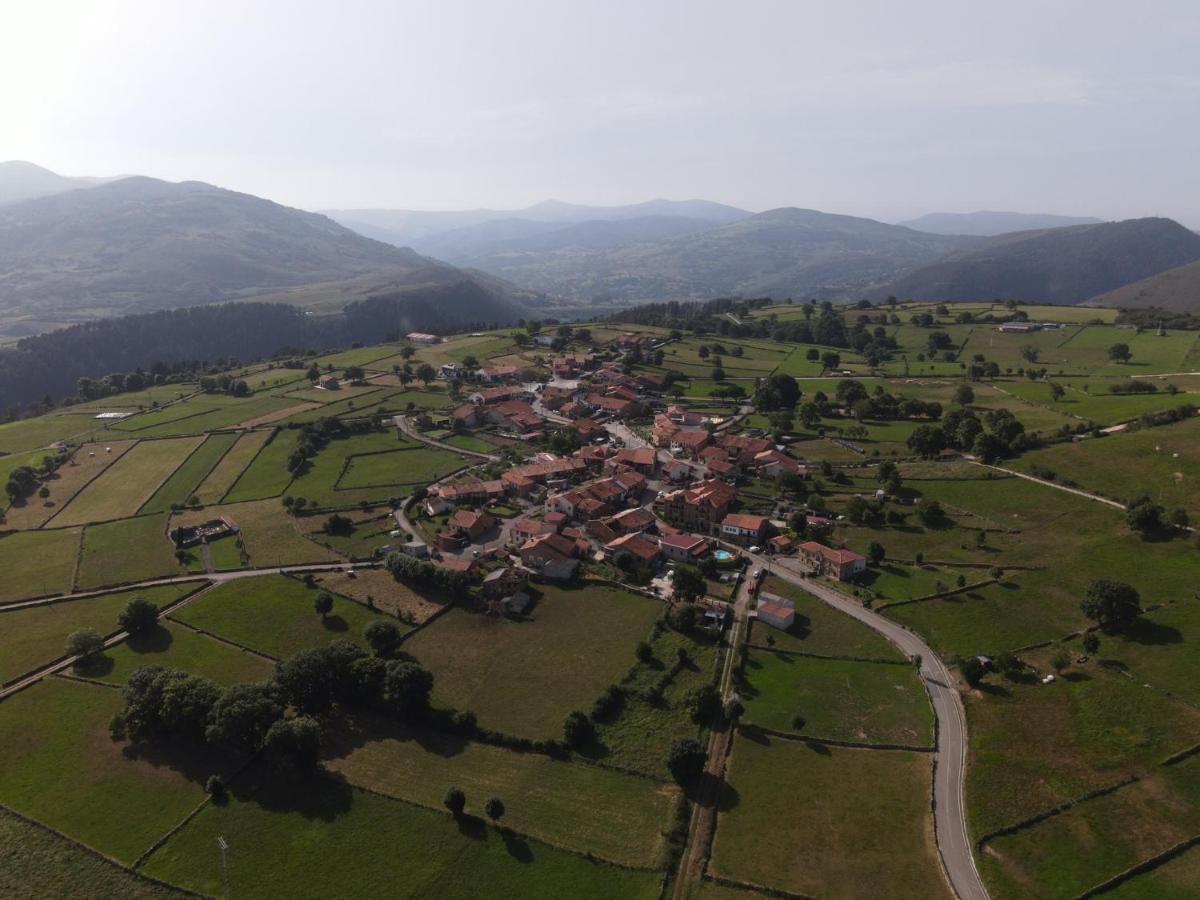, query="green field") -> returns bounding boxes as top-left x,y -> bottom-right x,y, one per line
980,755 -> 1200,899
171,574 -> 387,658
325,716 -> 677,867
0,412 -> 112,455
752,576 -> 907,660
0,806 -> 188,899
221,428 -> 303,502
191,429 -> 273,504
405,583 -> 663,739
338,446 -> 467,491
0,527 -> 81,602
740,651 -> 932,746
1104,844 -> 1200,899
712,733 -> 949,898
0,677 -> 240,864
0,582 -> 197,684
51,437 -> 204,525
142,767 -> 662,899
76,513 -> 180,590
171,499 -> 336,567
81,620 -> 275,686
139,431 -> 240,514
